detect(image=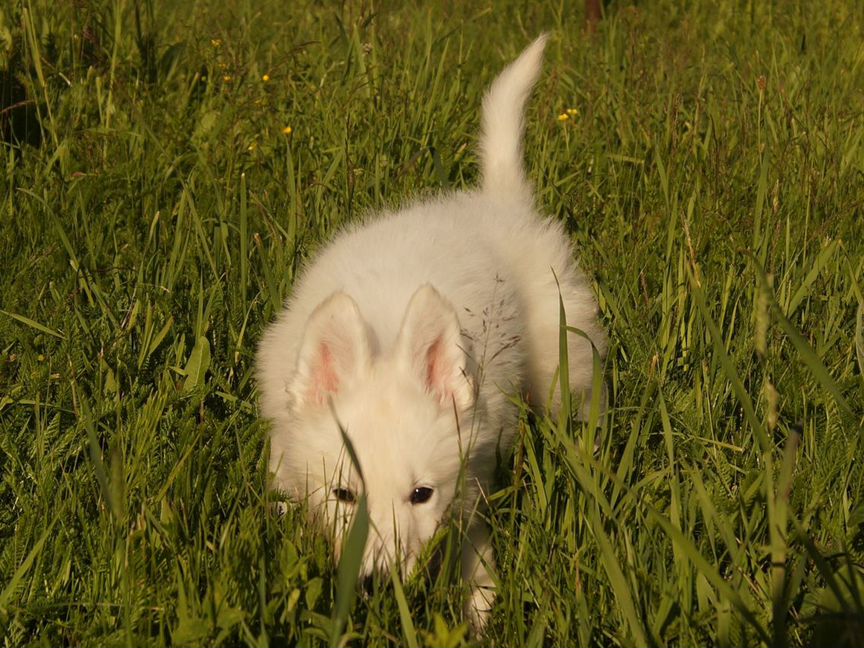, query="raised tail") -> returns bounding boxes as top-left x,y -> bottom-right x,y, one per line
479,34 -> 548,201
